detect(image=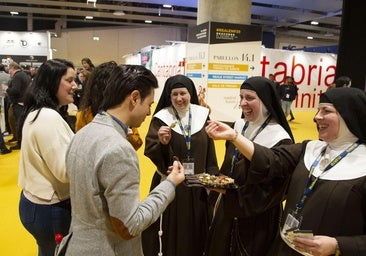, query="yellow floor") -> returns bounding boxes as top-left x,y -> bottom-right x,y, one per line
0,110 -> 317,255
